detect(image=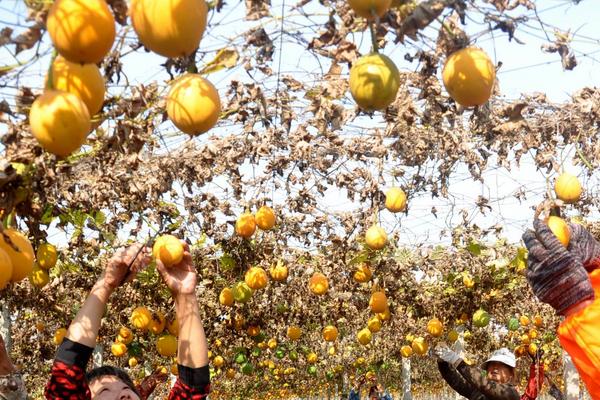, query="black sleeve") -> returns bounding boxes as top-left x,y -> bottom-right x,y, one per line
438,360 -> 478,399
456,361 -> 520,400
55,338 -> 94,369
177,364 -> 210,390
